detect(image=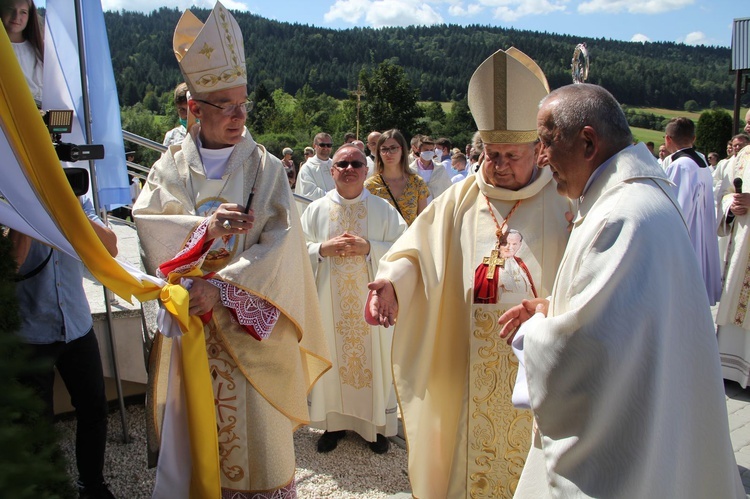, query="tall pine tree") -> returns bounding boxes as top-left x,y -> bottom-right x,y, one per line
359,60 -> 423,139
